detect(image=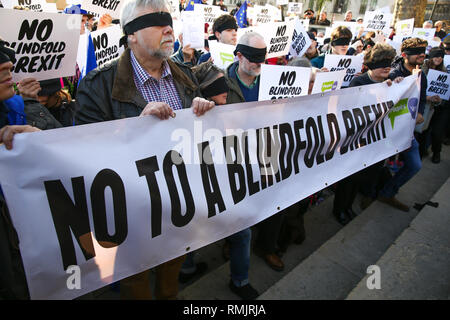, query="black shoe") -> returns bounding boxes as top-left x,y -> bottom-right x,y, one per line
346,208 -> 357,220
432,153 -> 440,164
333,211 -> 350,225
229,281 -> 259,300
179,262 -> 208,284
